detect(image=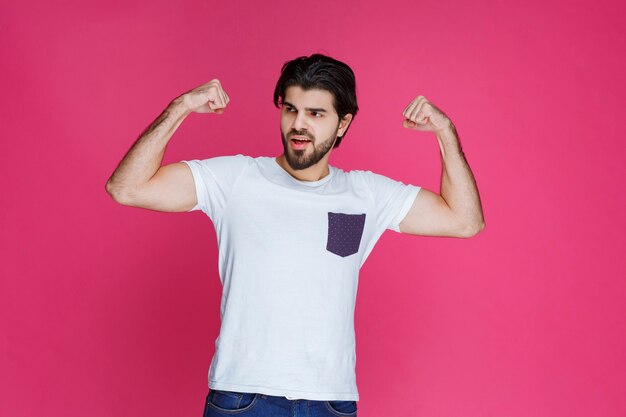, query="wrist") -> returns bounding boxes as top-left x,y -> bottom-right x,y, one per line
170,95 -> 192,118
435,123 -> 462,156
435,121 -> 457,140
